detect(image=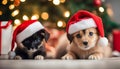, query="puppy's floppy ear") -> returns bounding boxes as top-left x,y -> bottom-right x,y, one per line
44,30 -> 50,42
40,29 -> 50,42
67,34 -> 73,43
